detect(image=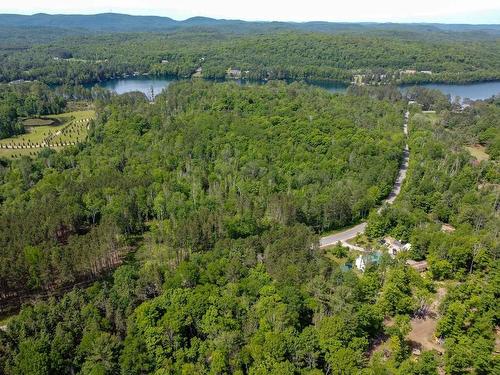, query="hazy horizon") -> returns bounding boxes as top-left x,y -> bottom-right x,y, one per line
1,0 -> 499,24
